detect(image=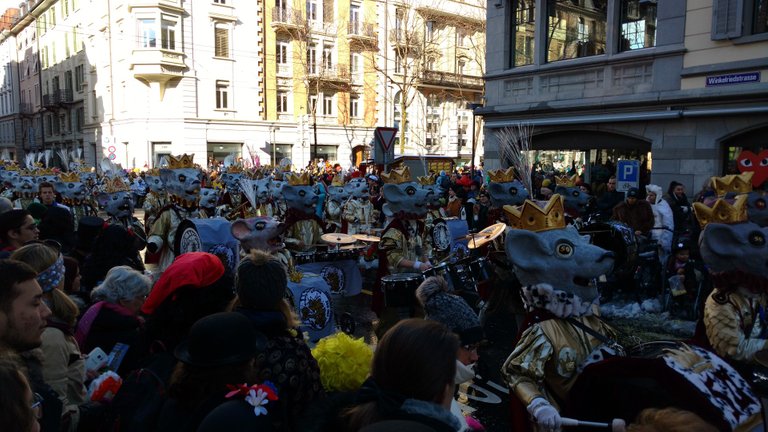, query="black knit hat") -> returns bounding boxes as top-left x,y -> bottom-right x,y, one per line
415,277 -> 484,346
175,312 -> 266,367
76,216 -> 104,250
236,250 -> 288,310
